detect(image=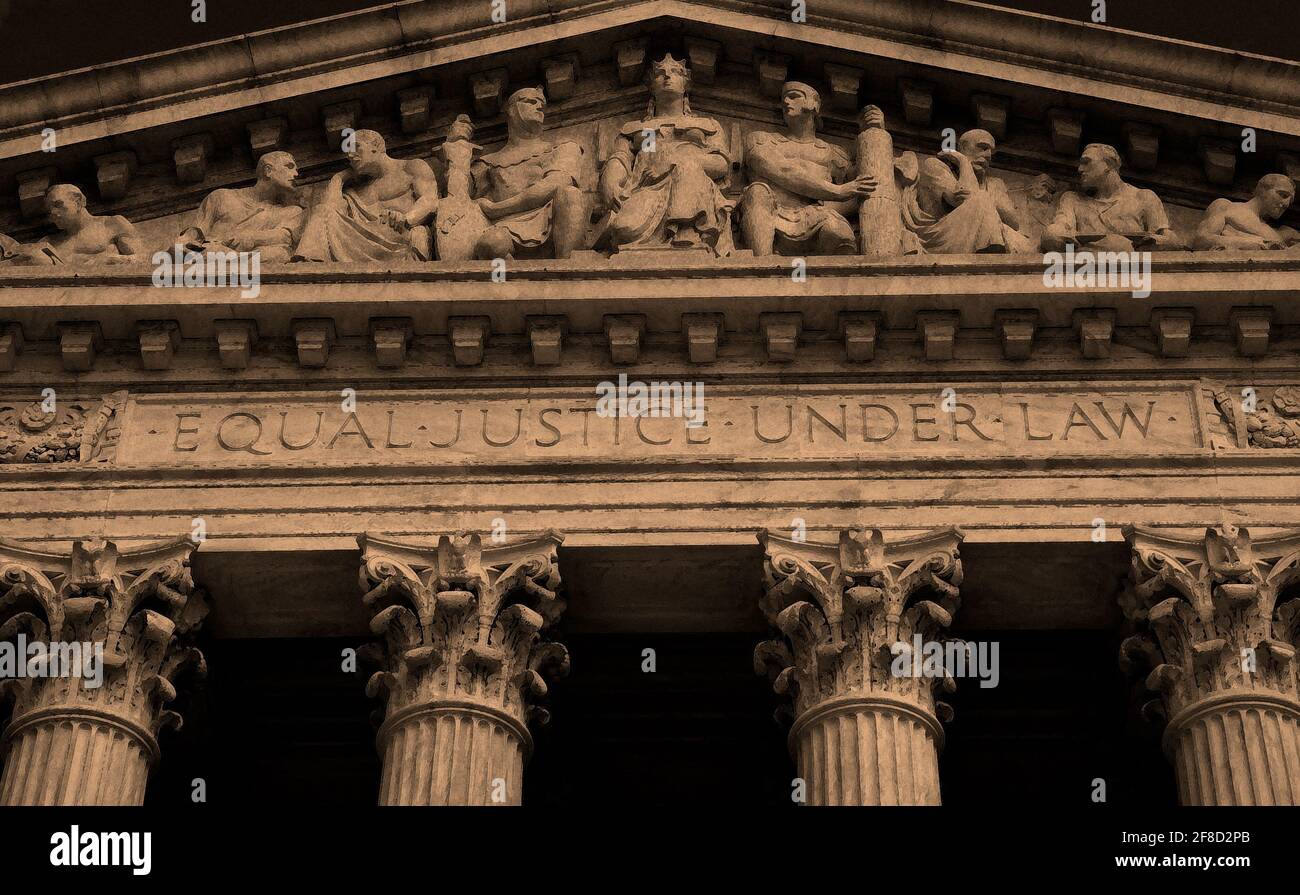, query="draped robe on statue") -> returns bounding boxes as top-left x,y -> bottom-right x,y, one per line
604,115 -> 734,254
900,156 -> 1008,254
294,176 -> 431,263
